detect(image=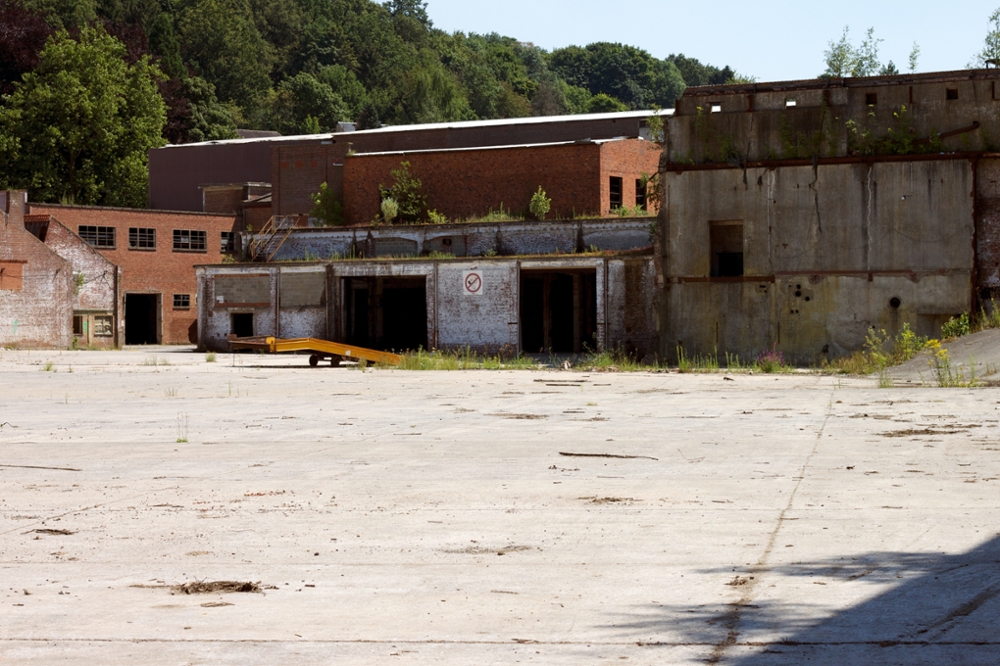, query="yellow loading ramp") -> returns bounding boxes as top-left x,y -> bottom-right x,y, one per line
228,336 -> 403,367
